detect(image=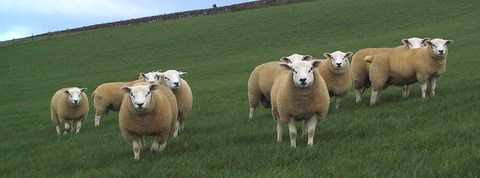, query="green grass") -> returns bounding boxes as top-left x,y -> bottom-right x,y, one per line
1,0 -> 480,176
